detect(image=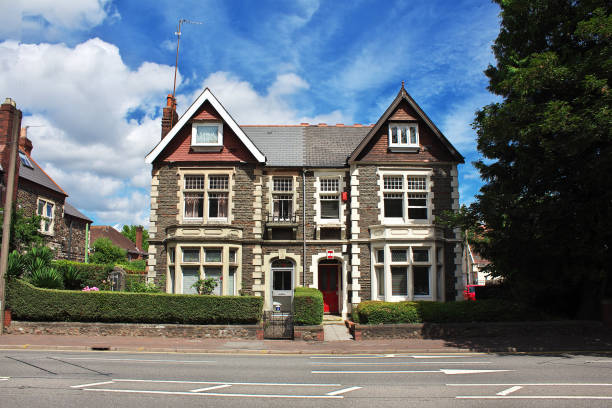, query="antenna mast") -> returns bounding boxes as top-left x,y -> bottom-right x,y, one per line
172,18 -> 203,101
